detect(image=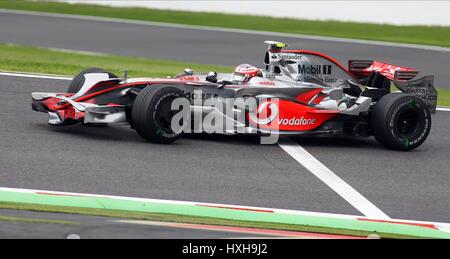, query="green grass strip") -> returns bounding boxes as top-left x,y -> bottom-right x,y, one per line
1,0 -> 450,48
436,88 -> 450,107
0,43 -> 231,78
0,190 -> 449,239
